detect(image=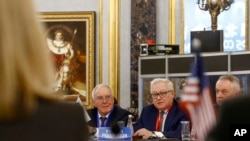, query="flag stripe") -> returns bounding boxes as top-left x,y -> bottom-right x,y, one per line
179,50 -> 216,141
